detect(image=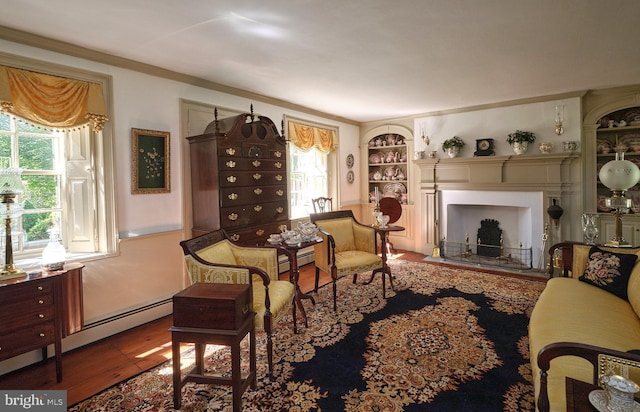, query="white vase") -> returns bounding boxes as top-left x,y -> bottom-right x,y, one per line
446,147 -> 460,158
512,141 -> 529,155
